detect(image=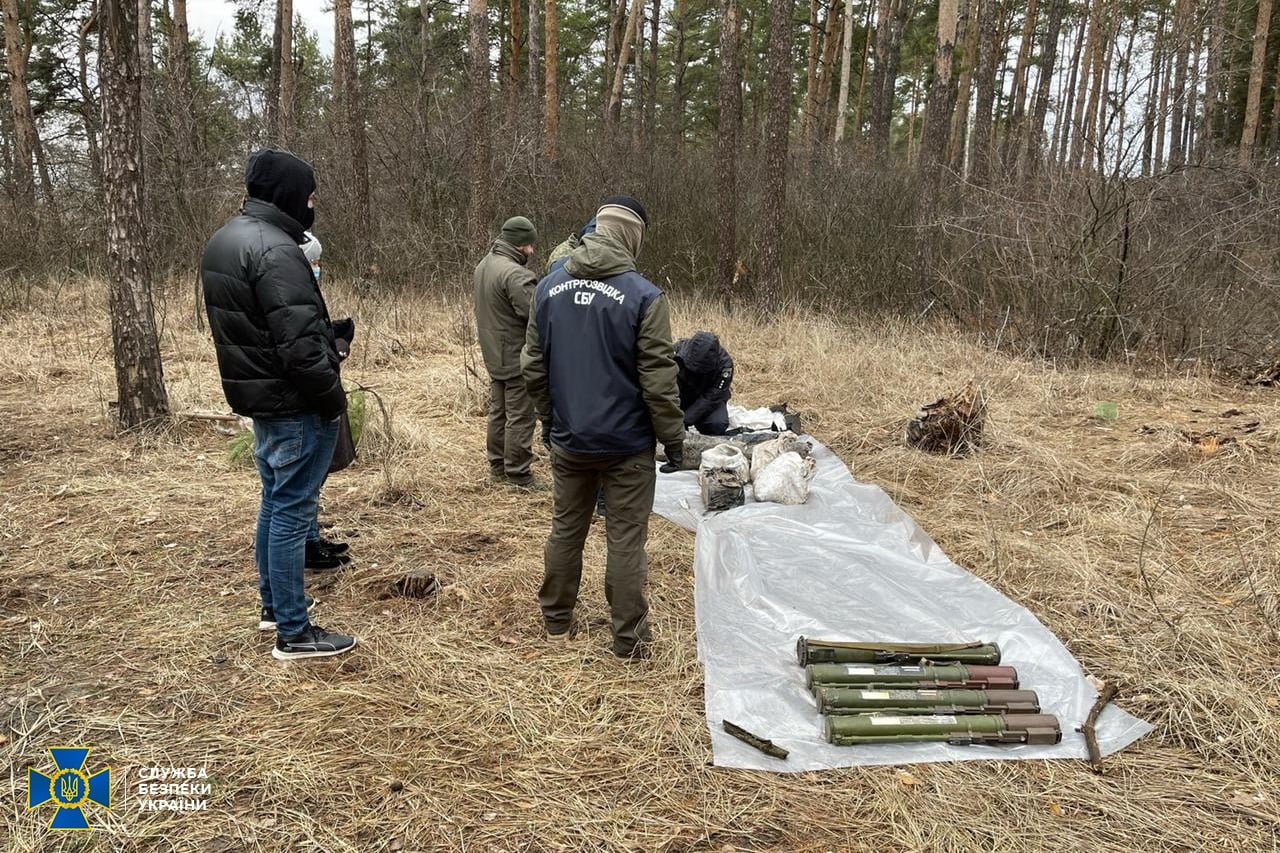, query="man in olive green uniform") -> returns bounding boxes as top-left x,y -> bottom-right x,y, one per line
521,197 -> 684,658
475,216 -> 539,486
